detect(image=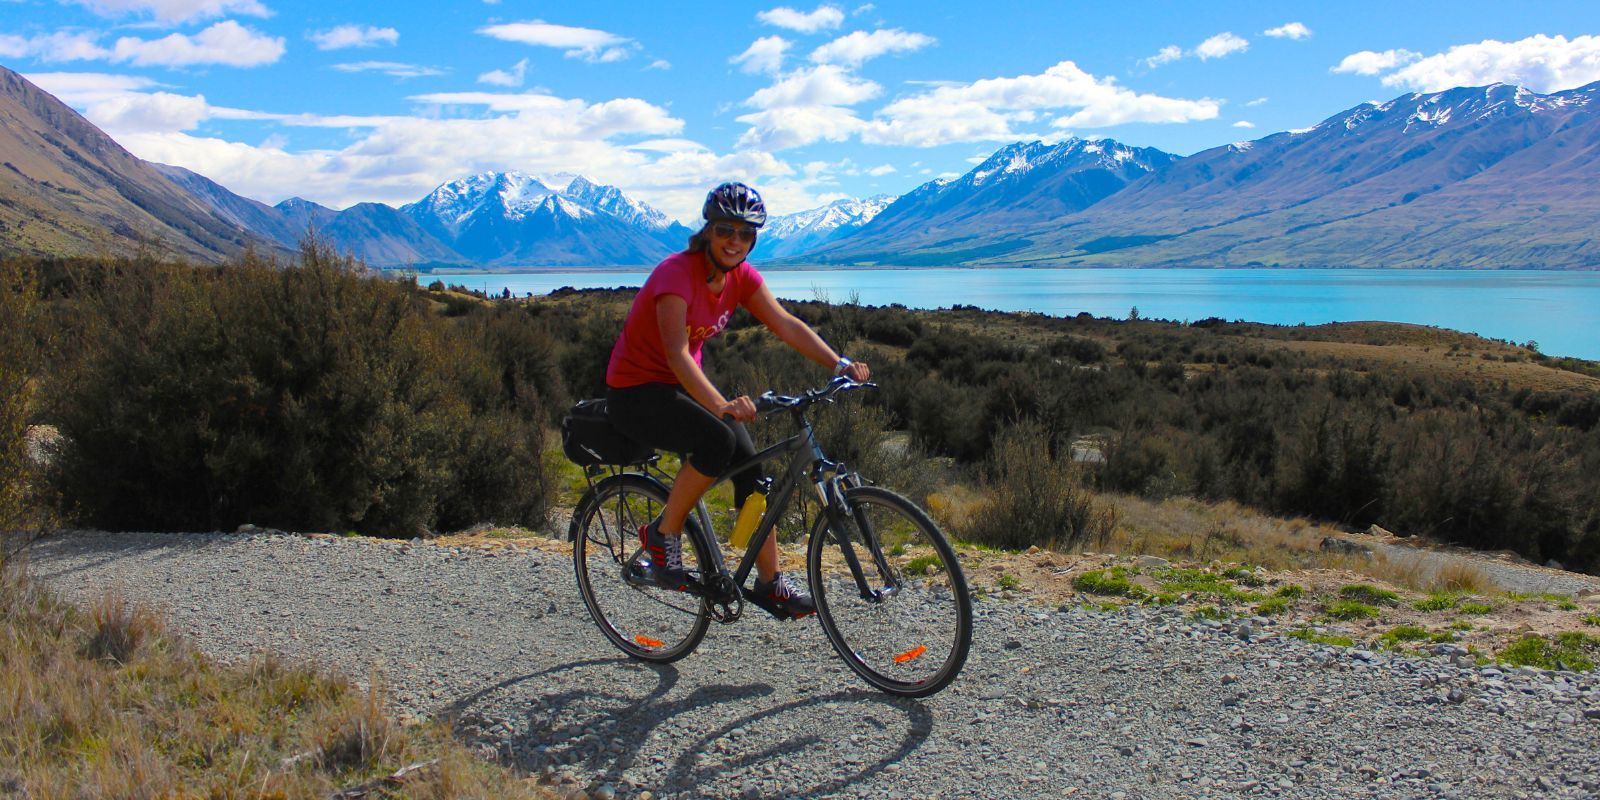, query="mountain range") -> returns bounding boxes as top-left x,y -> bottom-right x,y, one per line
805,82 -> 1600,269
3,61 -> 1598,270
